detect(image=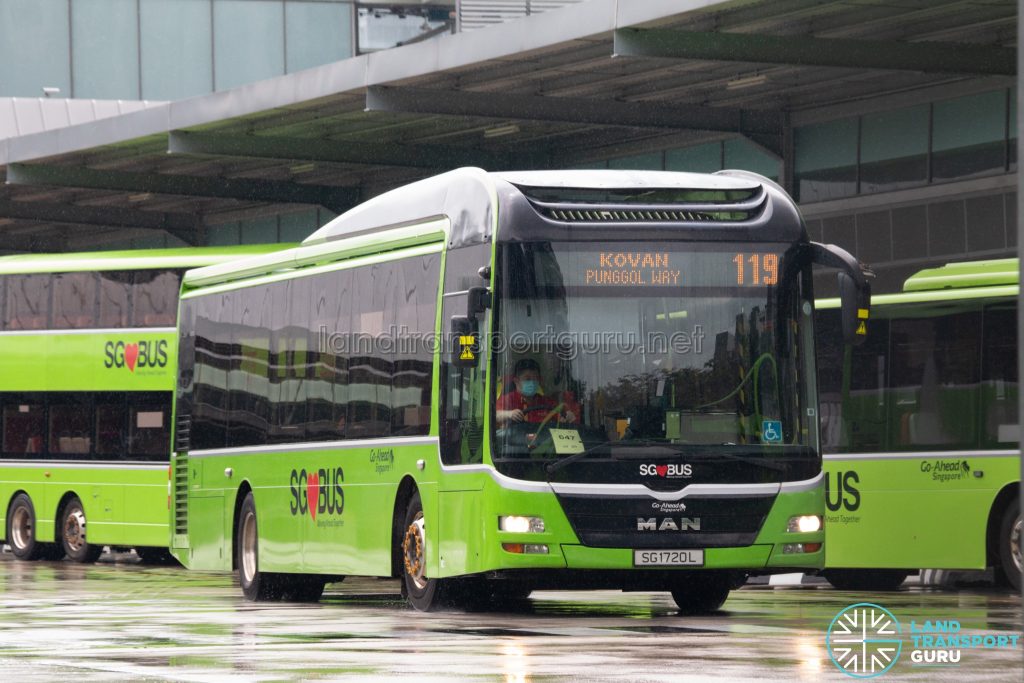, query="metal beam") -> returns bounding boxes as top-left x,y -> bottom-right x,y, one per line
5,164 -> 360,214
366,86 -> 783,137
168,130 -> 546,171
613,28 -> 1017,76
0,199 -> 201,245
